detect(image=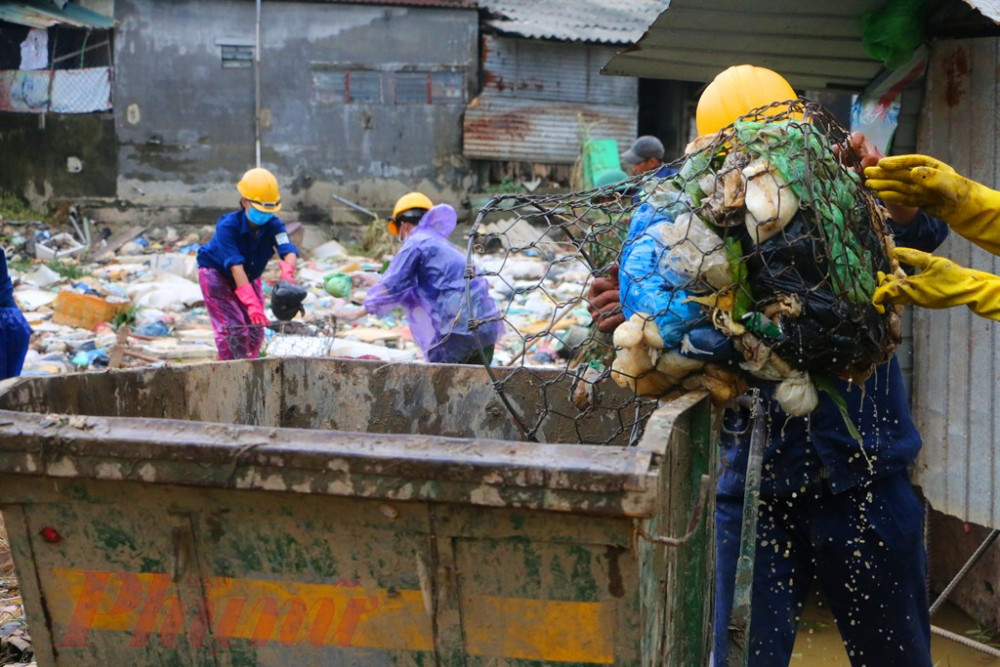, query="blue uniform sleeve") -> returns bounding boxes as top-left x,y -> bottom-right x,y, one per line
213,218 -> 246,271
270,218 -> 298,259
363,241 -> 422,315
888,211 -> 949,253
